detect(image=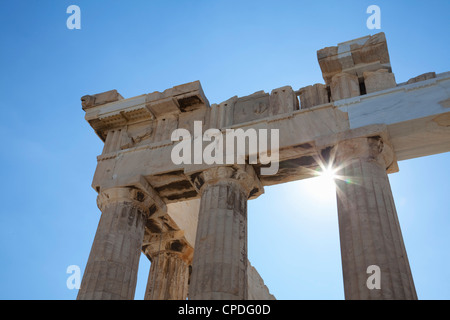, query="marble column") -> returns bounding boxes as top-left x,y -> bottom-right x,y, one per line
77,187 -> 153,300
334,136 -> 417,300
144,251 -> 190,300
189,165 -> 262,300
143,229 -> 193,300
